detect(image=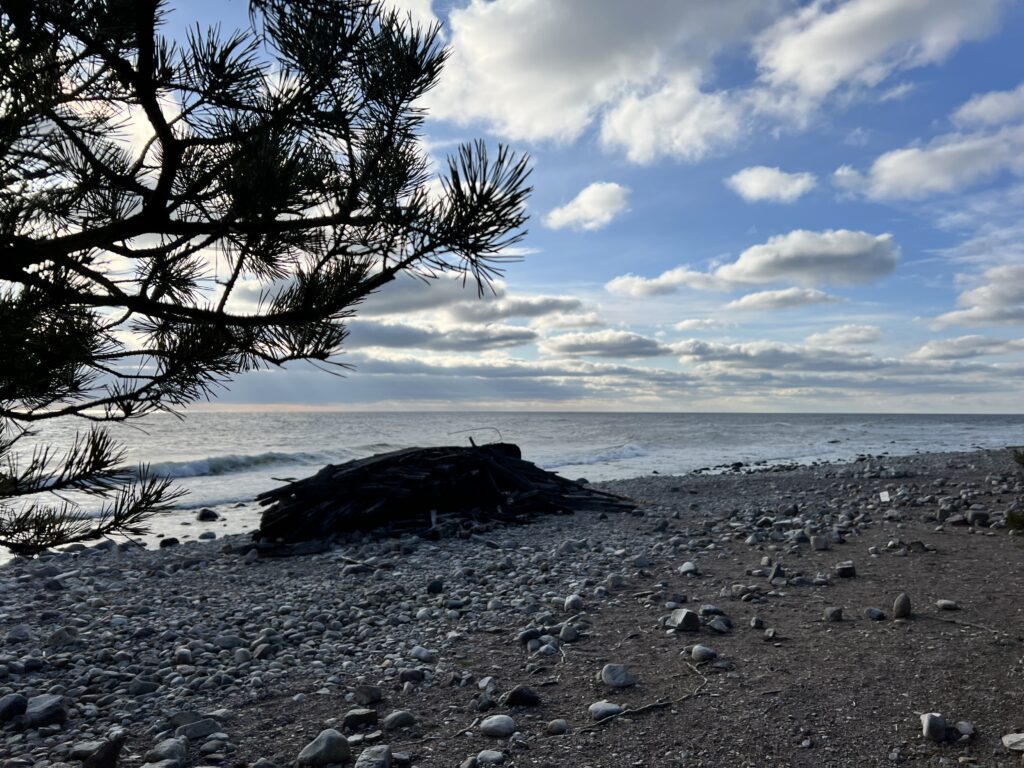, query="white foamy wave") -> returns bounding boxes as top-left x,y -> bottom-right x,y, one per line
145,450 -> 335,479
541,442 -> 648,469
